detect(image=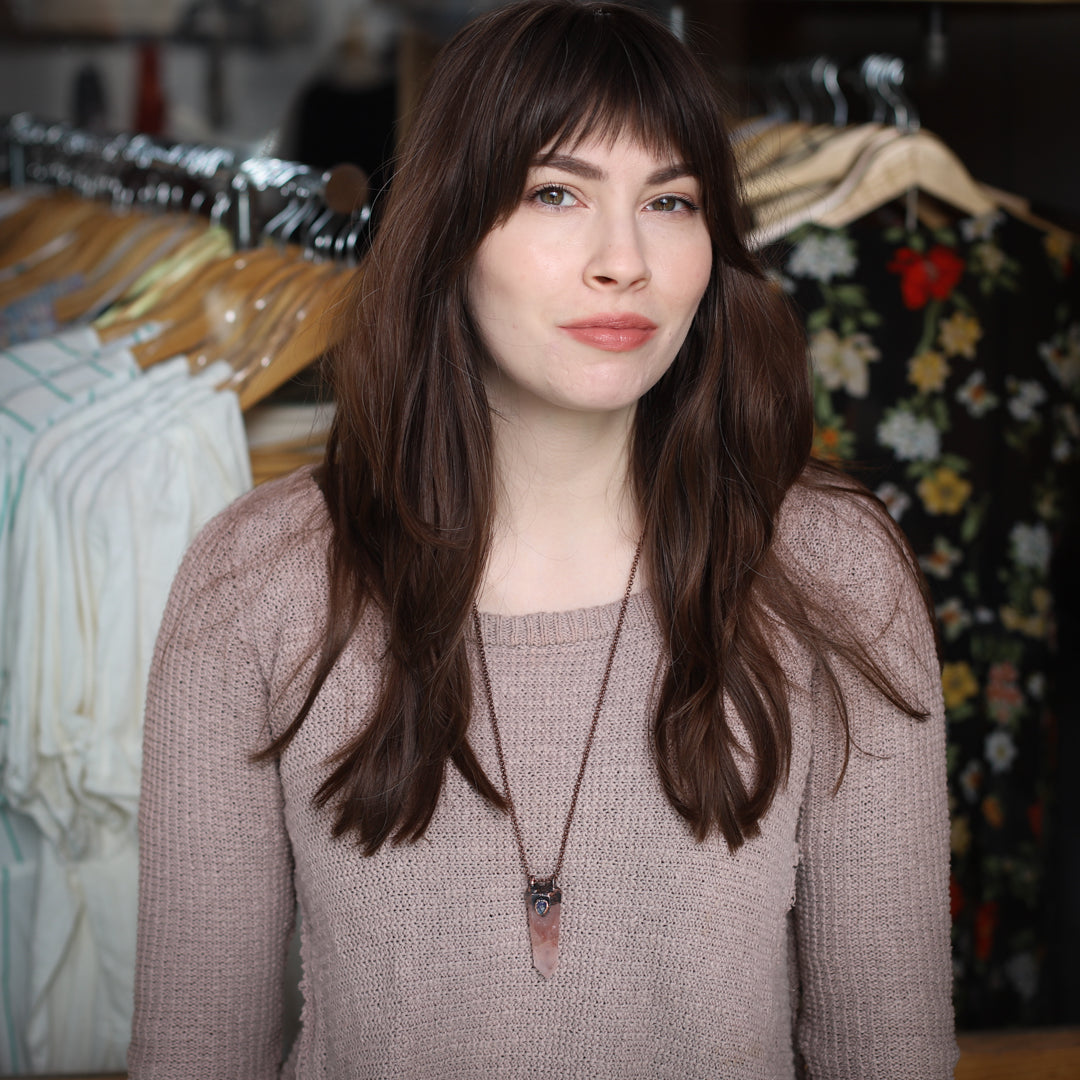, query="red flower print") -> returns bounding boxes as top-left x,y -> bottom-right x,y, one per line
986,661 -> 1024,724
974,900 -> 999,961
950,875 -> 965,921
1028,801 -> 1043,840
887,245 -> 966,309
